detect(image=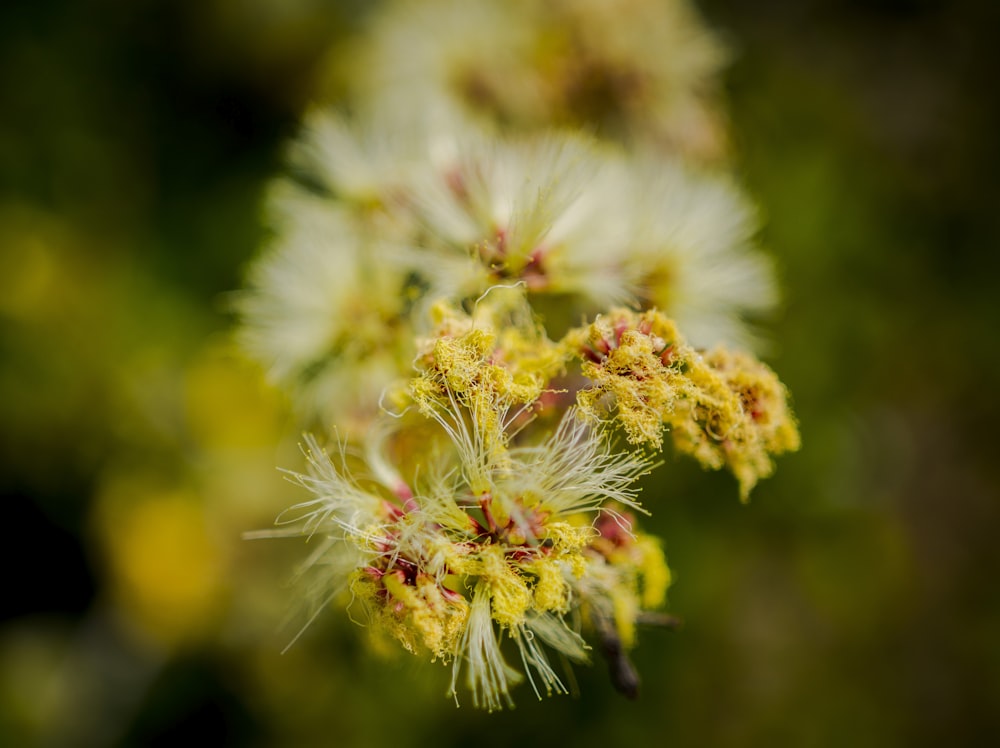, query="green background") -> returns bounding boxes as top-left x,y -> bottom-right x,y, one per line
2,0 -> 999,745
